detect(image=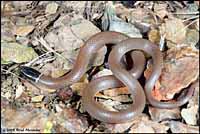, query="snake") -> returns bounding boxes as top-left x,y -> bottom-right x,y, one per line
20,31 -> 195,123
